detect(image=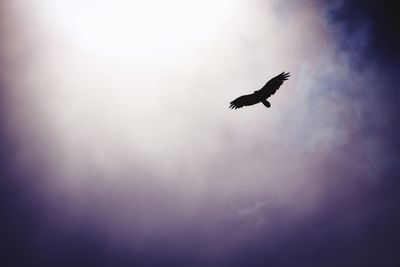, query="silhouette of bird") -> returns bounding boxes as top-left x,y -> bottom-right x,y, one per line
229,72 -> 290,109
